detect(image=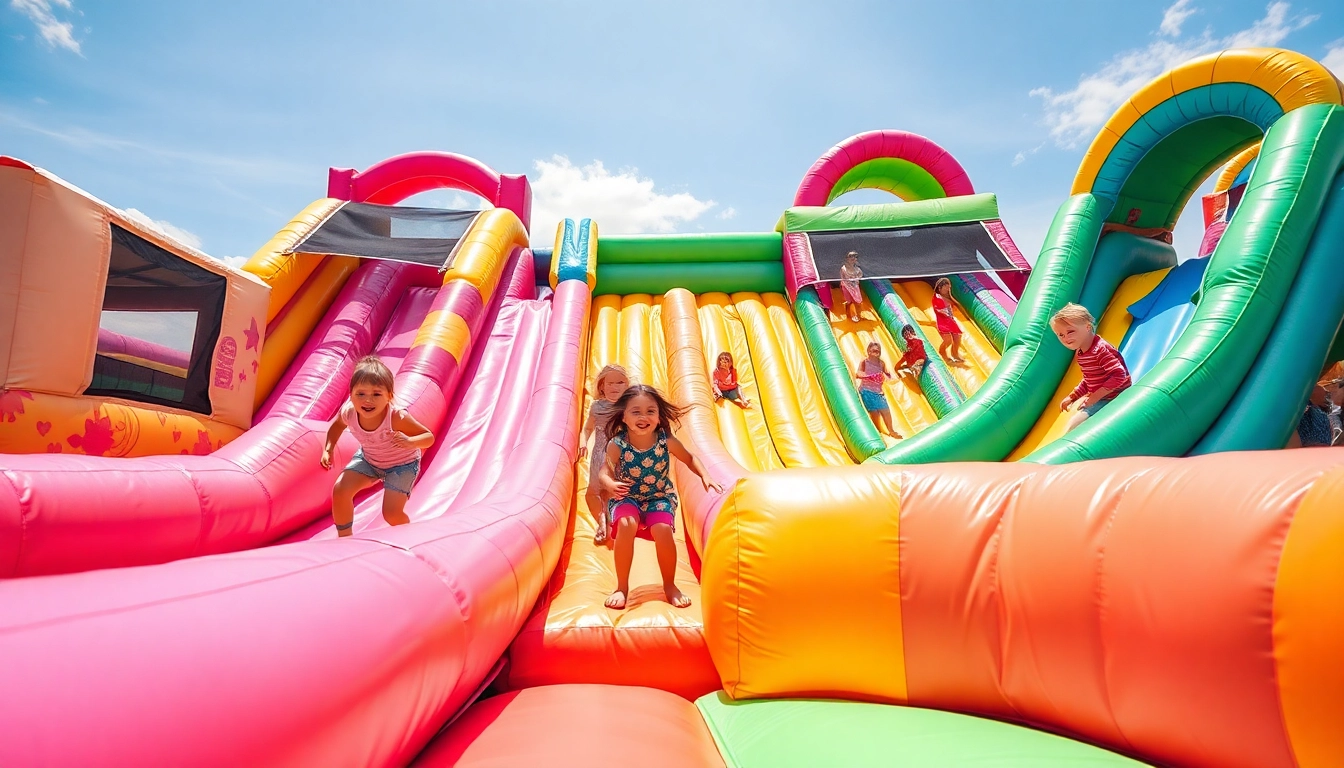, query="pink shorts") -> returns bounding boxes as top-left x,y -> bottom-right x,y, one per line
609,499 -> 676,541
